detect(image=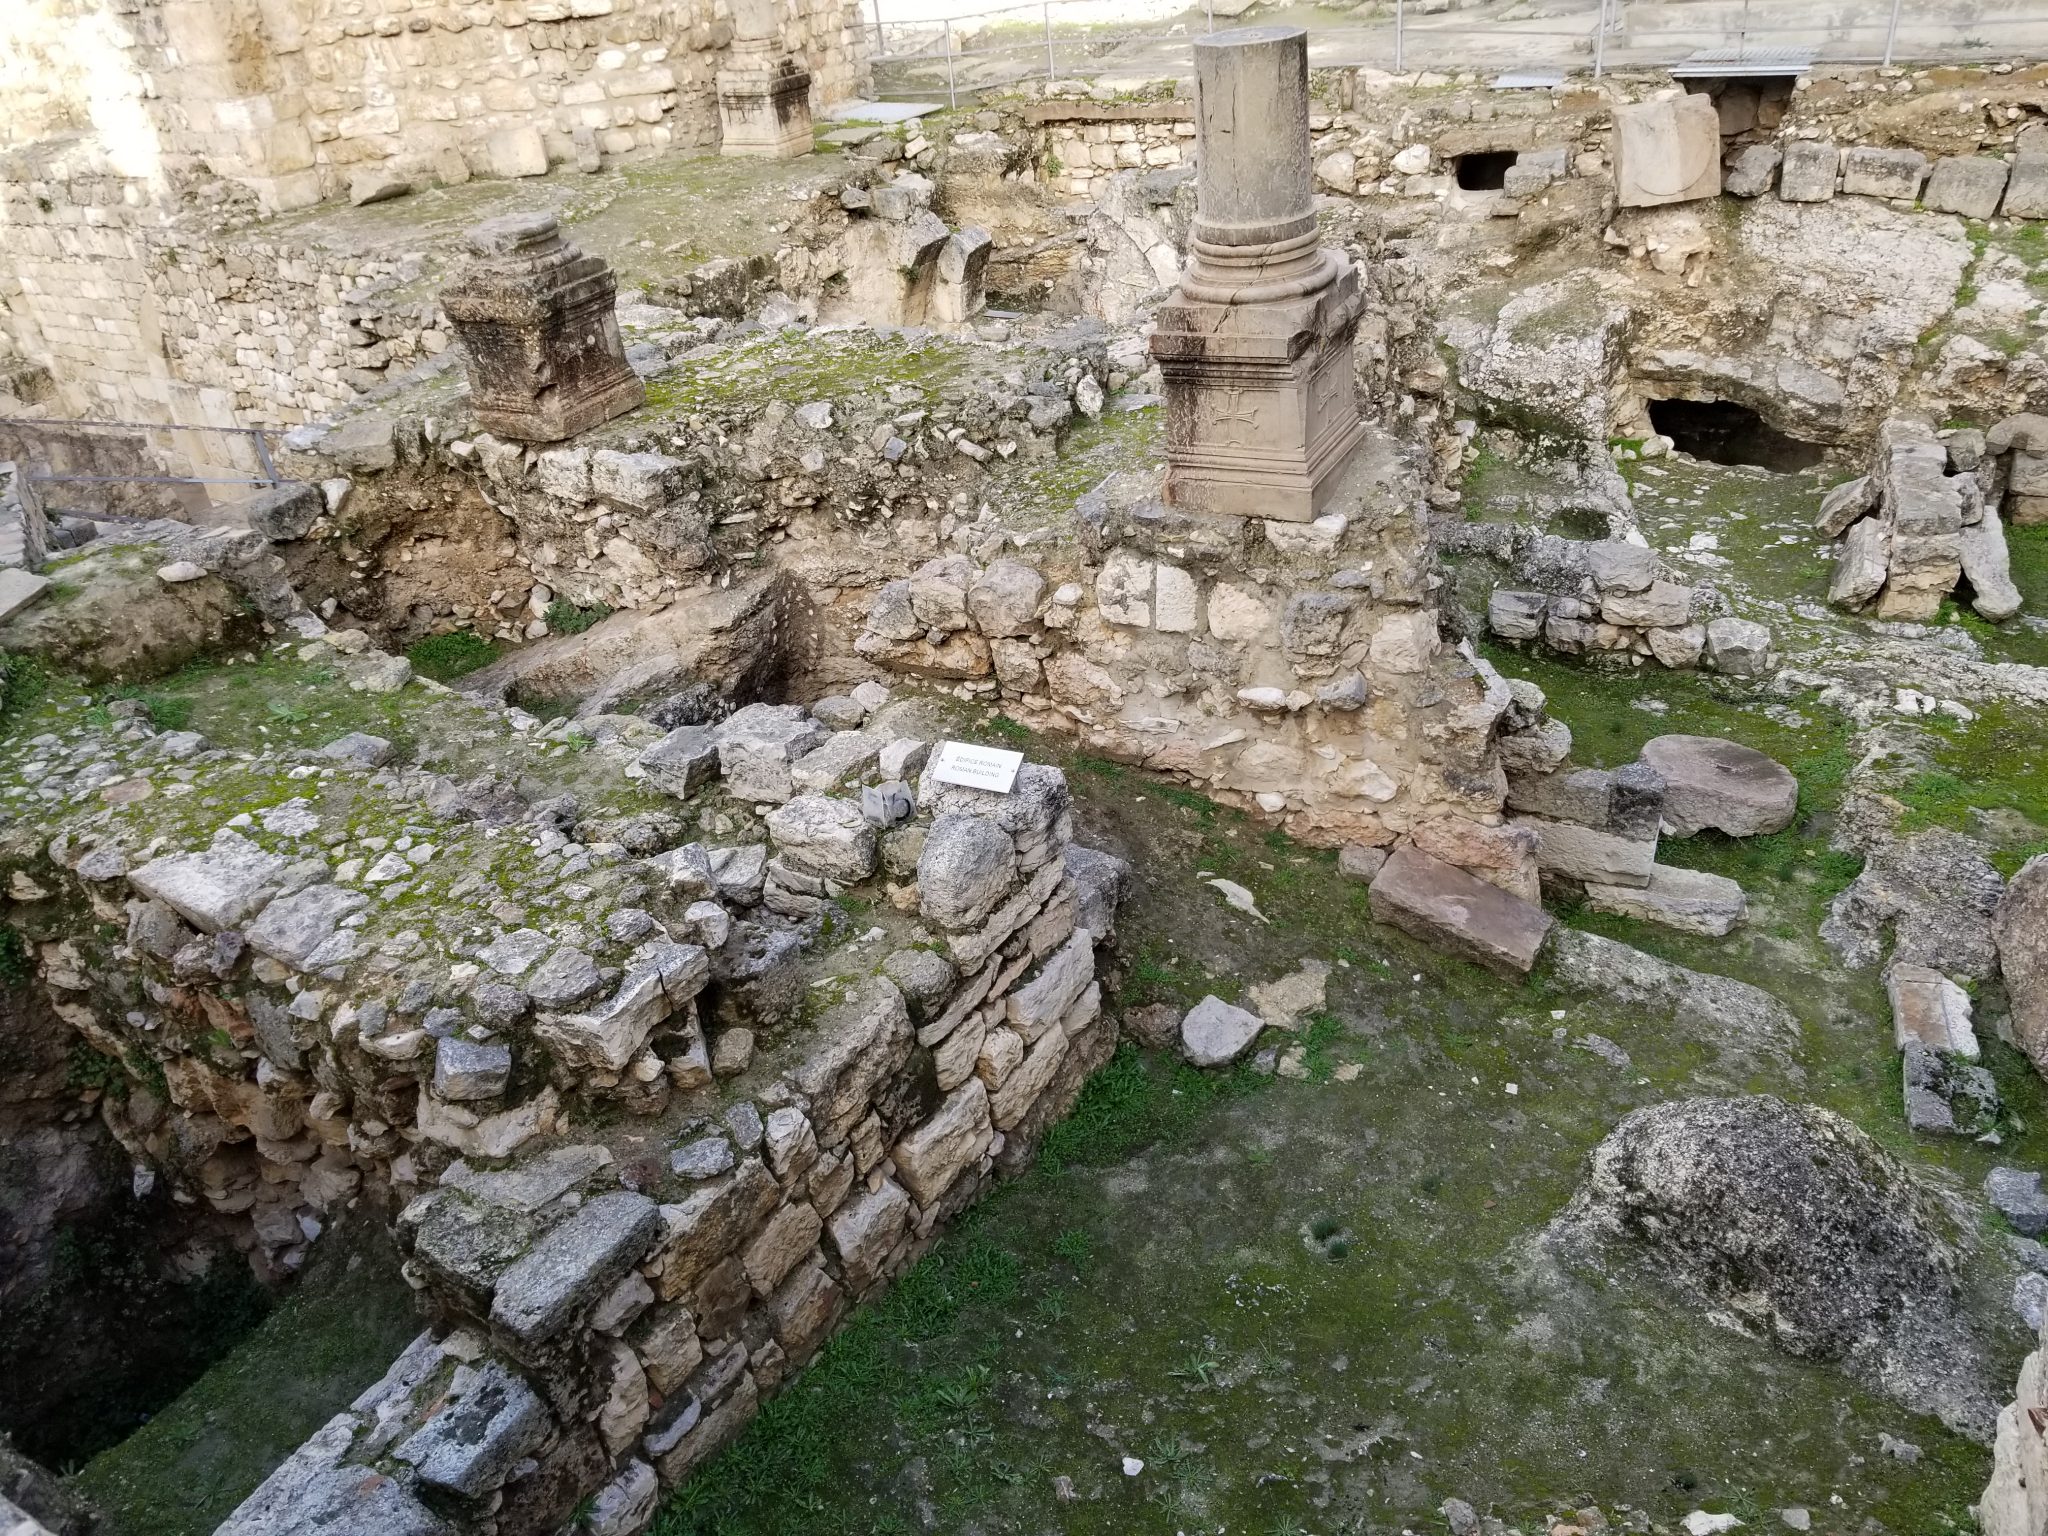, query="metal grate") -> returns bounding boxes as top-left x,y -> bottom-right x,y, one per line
1667,45 -> 1820,79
